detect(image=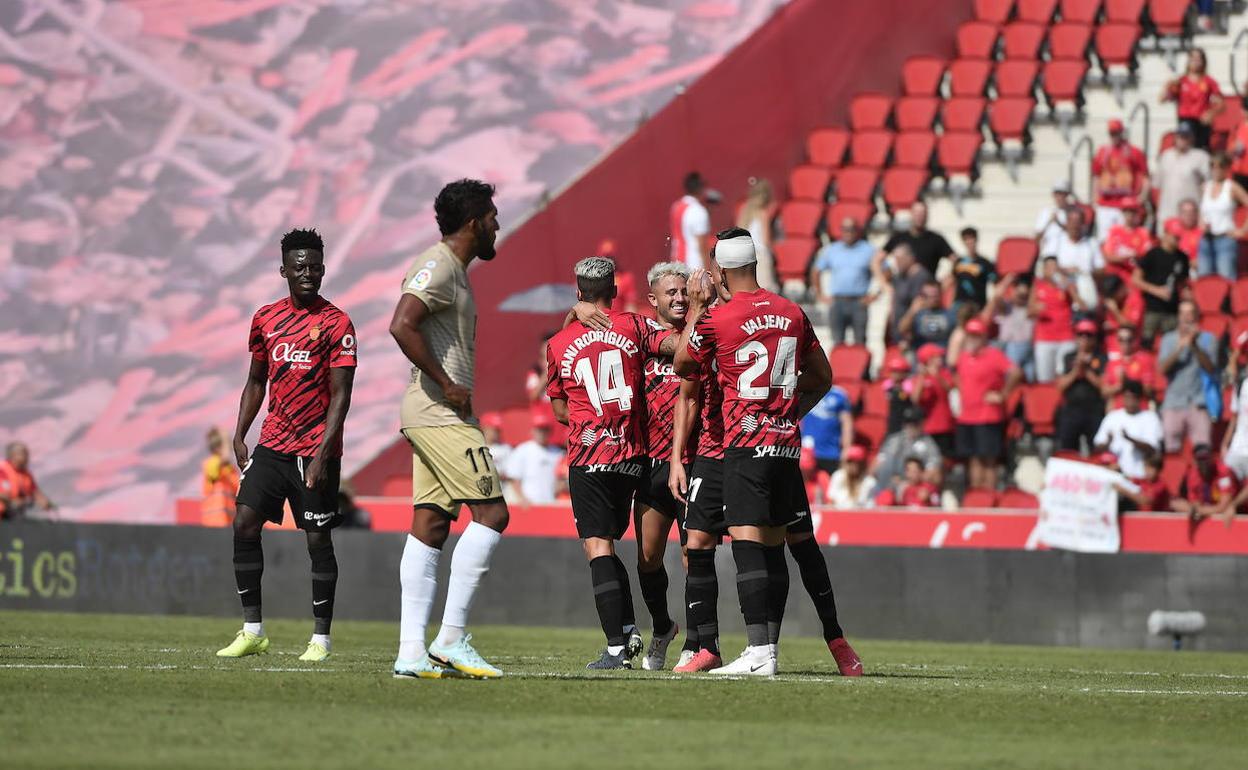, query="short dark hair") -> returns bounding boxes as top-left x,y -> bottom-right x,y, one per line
715,226 -> 751,241
904,455 -> 924,468
960,226 -> 978,239
683,172 -> 704,195
1122,379 -> 1144,396
280,228 -> 323,258
434,178 -> 496,236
